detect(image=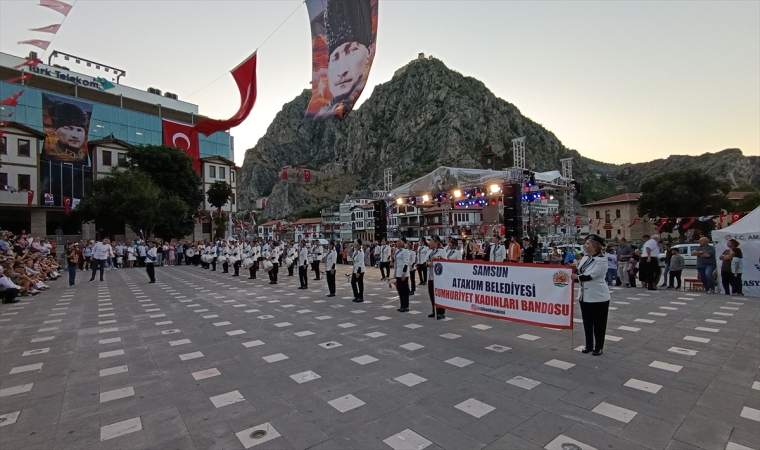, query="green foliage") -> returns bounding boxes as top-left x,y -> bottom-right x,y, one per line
127,145 -> 203,211
206,181 -> 233,210
736,192 -> 760,212
213,212 -> 228,241
638,169 -> 731,218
